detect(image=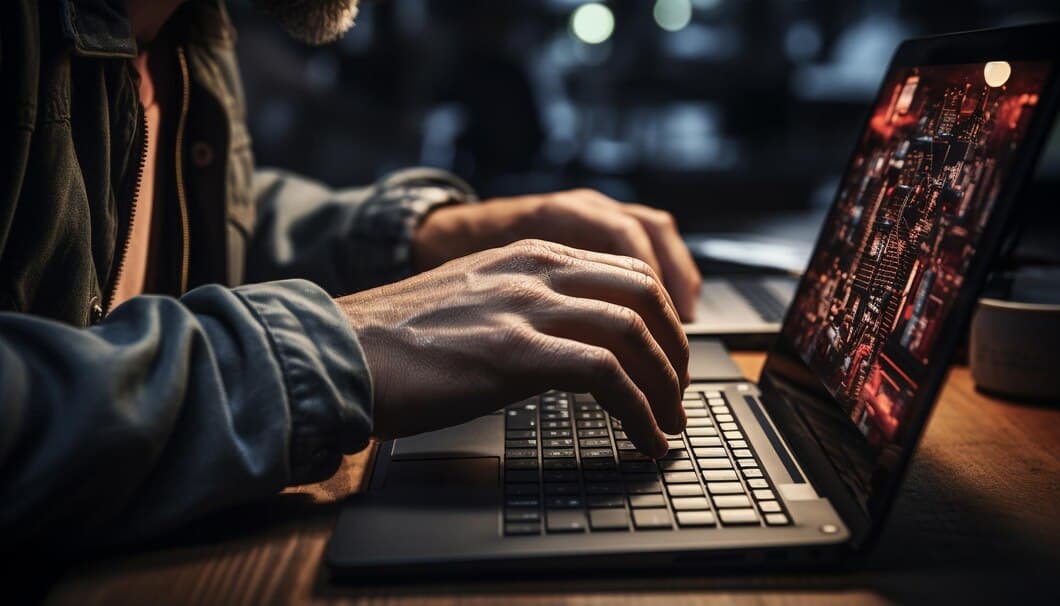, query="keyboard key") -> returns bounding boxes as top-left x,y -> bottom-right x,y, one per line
732,449 -> 752,458
723,431 -> 743,440
684,409 -> 708,418
662,471 -> 698,484
689,437 -> 722,447
671,497 -> 711,510
747,478 -> 769,489
676,511 -> 716,527
759,500 -> 782,513
765,513 -> 790,526
543,429 -> 572,439
698,458 -> 733,469
505,439 -> 538,449
588,495 -> 625,508
682,393 -> 703,401
629,494 -> 666,508
581,448 -> 614,458
681,399 -> 705,409
715,414 -> 734,423
506,496 -> 540,507
737,459 -> 758,468
589,508 -> 630,531
577,428 -> 607,438
702,470 -> 738,482
543,449 -> 575,458
585,482 -> 624,495
579,438 -> 611,449
544,483 -> 579,495
686,427 -> 718,437
541,412 -> 569,421
626,479 -> 663,494
581,458 -> 616,470
719,422 -> 739,431
542,470 -> 577,482
710,406 -> 729,415
686,418 -> 713,427
666,439 -> 684,449
576,411 -> 604,420
706,482 -> 745,495
505,413 -> 536,430
661,449 -> 690,460
542,421 -> 571,430
506,470 -> 539,483
505,521 -> 540,536
505,508 -> 541,522
577,420 -> 606,429
545,496 -> 584,509
658,459 -> 693,471
718,509 -> 759,525
667,483 -> 704,496
620,451 -> 651,461
621,461 -> 656,473
505,484 -> 539,496
632,508 -> 672,530
694,447 -> 727,458
612,430 -> 628,440
506,430 -> 536,439
547,510 -> 587,533
506,448 -> 537,459
753,489 -> 775,500
583,470 -> 621,482
543,458 -> 577,470
743,468 -> 764,478
616,440 -> 637,451
728,440 -> 748,449
713,495 -> 752,508
542,438 -> 574,448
